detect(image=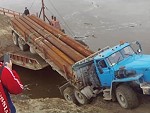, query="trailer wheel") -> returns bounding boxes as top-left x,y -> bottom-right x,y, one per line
74,89 -> 89,105
63,87 -> 78,104
116,84 -> 139,109
12,32 -> 19,46
18,37 -> 29,51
